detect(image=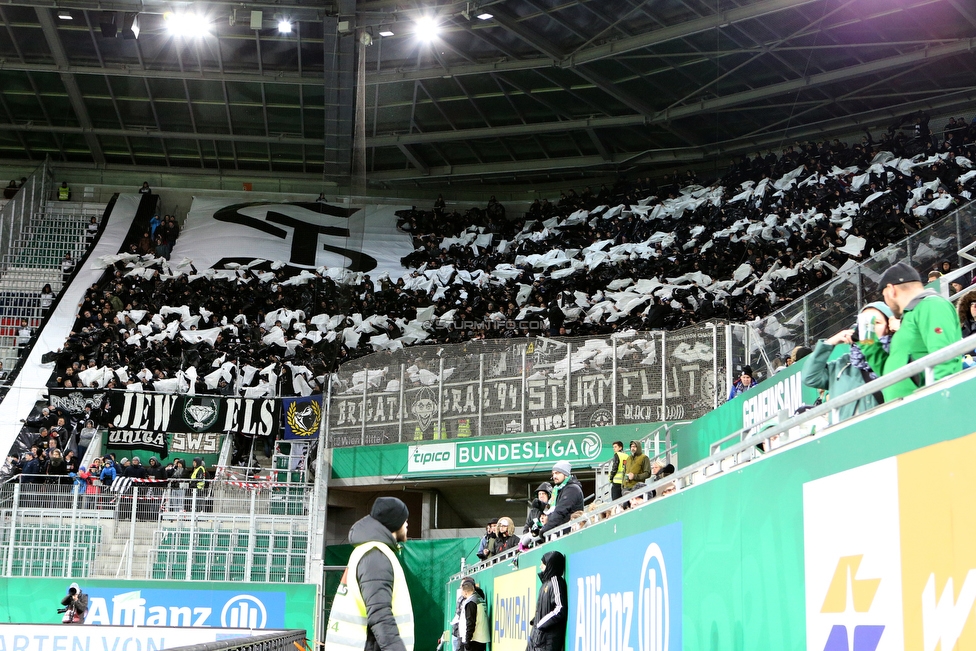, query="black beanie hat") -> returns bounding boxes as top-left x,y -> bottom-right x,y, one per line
371,497 -> 409,532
